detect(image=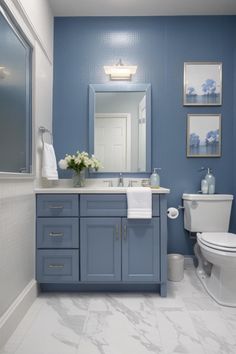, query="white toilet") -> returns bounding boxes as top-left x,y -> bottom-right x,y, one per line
182,193 -> 236,307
